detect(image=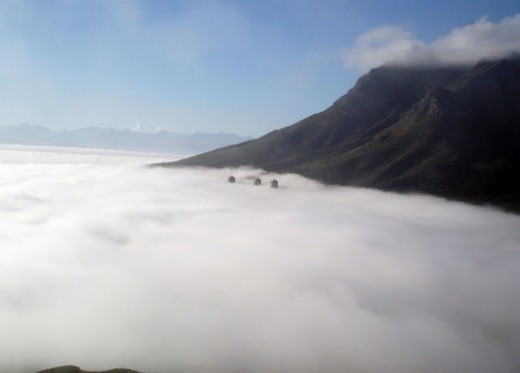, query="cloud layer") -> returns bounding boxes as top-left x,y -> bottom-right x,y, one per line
344,14 -> 520,71
1,145 -> 520,372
